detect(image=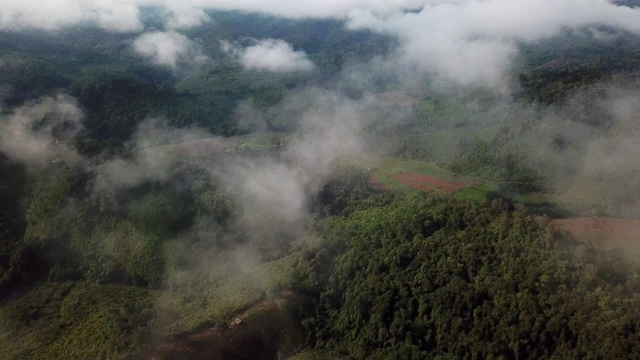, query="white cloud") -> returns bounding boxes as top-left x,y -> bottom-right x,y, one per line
222,39 -> 314,72
346,0 -> 640,88
187,0 -> 430,18
0,95 -> 84,168
222,88 -> 367,228
0,0 -> 431,32
159,2 -> 210,30
2,0 -> 640,33
0,0 -> 143,32
133,31 -> 207,68
4,0 -> 640,87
